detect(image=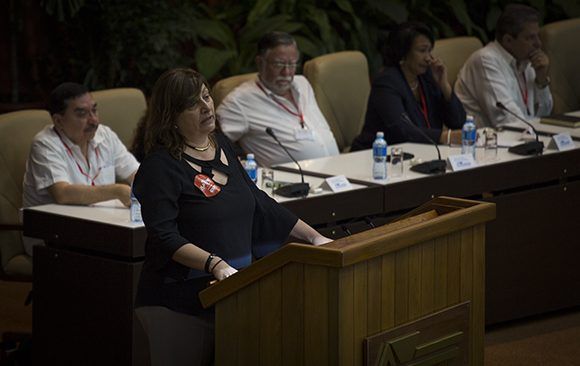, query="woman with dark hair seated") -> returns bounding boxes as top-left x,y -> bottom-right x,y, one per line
351,22 -> 466,150
132,68 -> 331,366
